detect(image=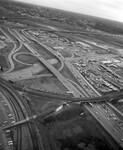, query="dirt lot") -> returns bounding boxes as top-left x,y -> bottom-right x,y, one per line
114,102 -> 123,113
59,50 -> 72,58
17,76 -> 68,94
40,104 -> 120,150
